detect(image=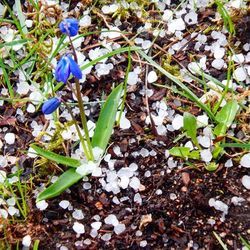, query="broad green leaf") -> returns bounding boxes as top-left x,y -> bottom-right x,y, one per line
214,123 -> 227,136
183,112 -> 199,147
37,168 -> 82,201
92,83 -> 123,150
212,144 -> 224,159
169,147 -> 190,158
205,162 -> 218,171
215,100 -> 239,126
31,144 -> 81,168
188,150 -> 200,160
